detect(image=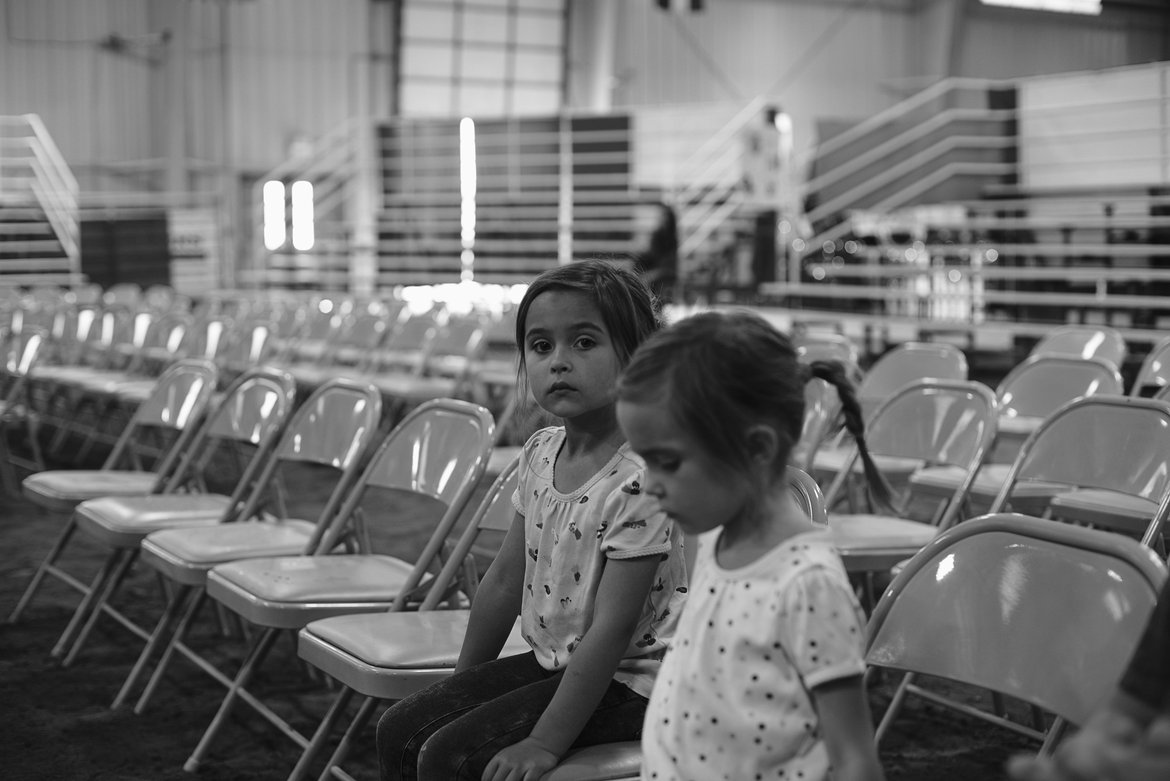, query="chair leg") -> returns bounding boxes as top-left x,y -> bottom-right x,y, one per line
60,548 -> 140,666
313,695 -> 380,781
112,583 -> 195,709
183,626 -> 281,772
286,687 -> 358,781
134,587 -> 210,714
50,549 -> 126,659
7,517 -> 79,624
874,671 -> 916,747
